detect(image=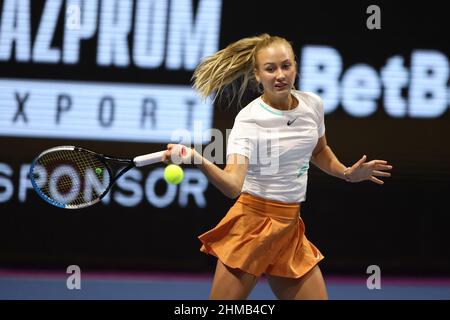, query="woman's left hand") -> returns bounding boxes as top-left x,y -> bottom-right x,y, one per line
345,155 -> 392,185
